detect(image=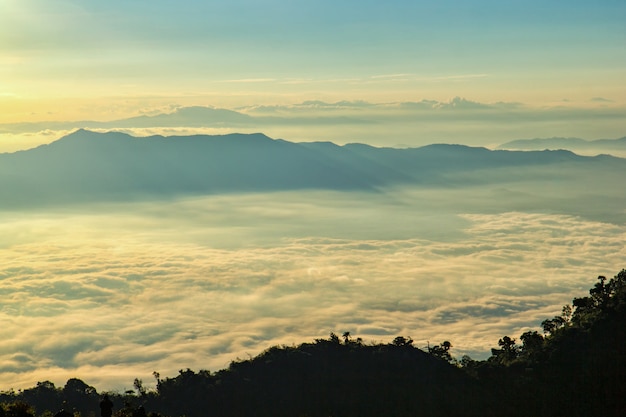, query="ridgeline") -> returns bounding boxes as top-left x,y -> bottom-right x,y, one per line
2,270 -> 625,417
